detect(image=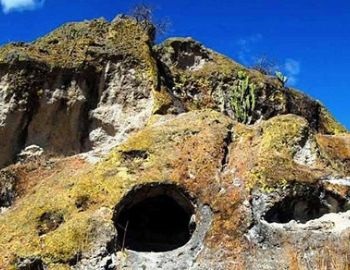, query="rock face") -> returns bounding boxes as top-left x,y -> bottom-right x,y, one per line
0,168 -> 17,210
0,15 -> 349,270
0,16 -> 156,168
